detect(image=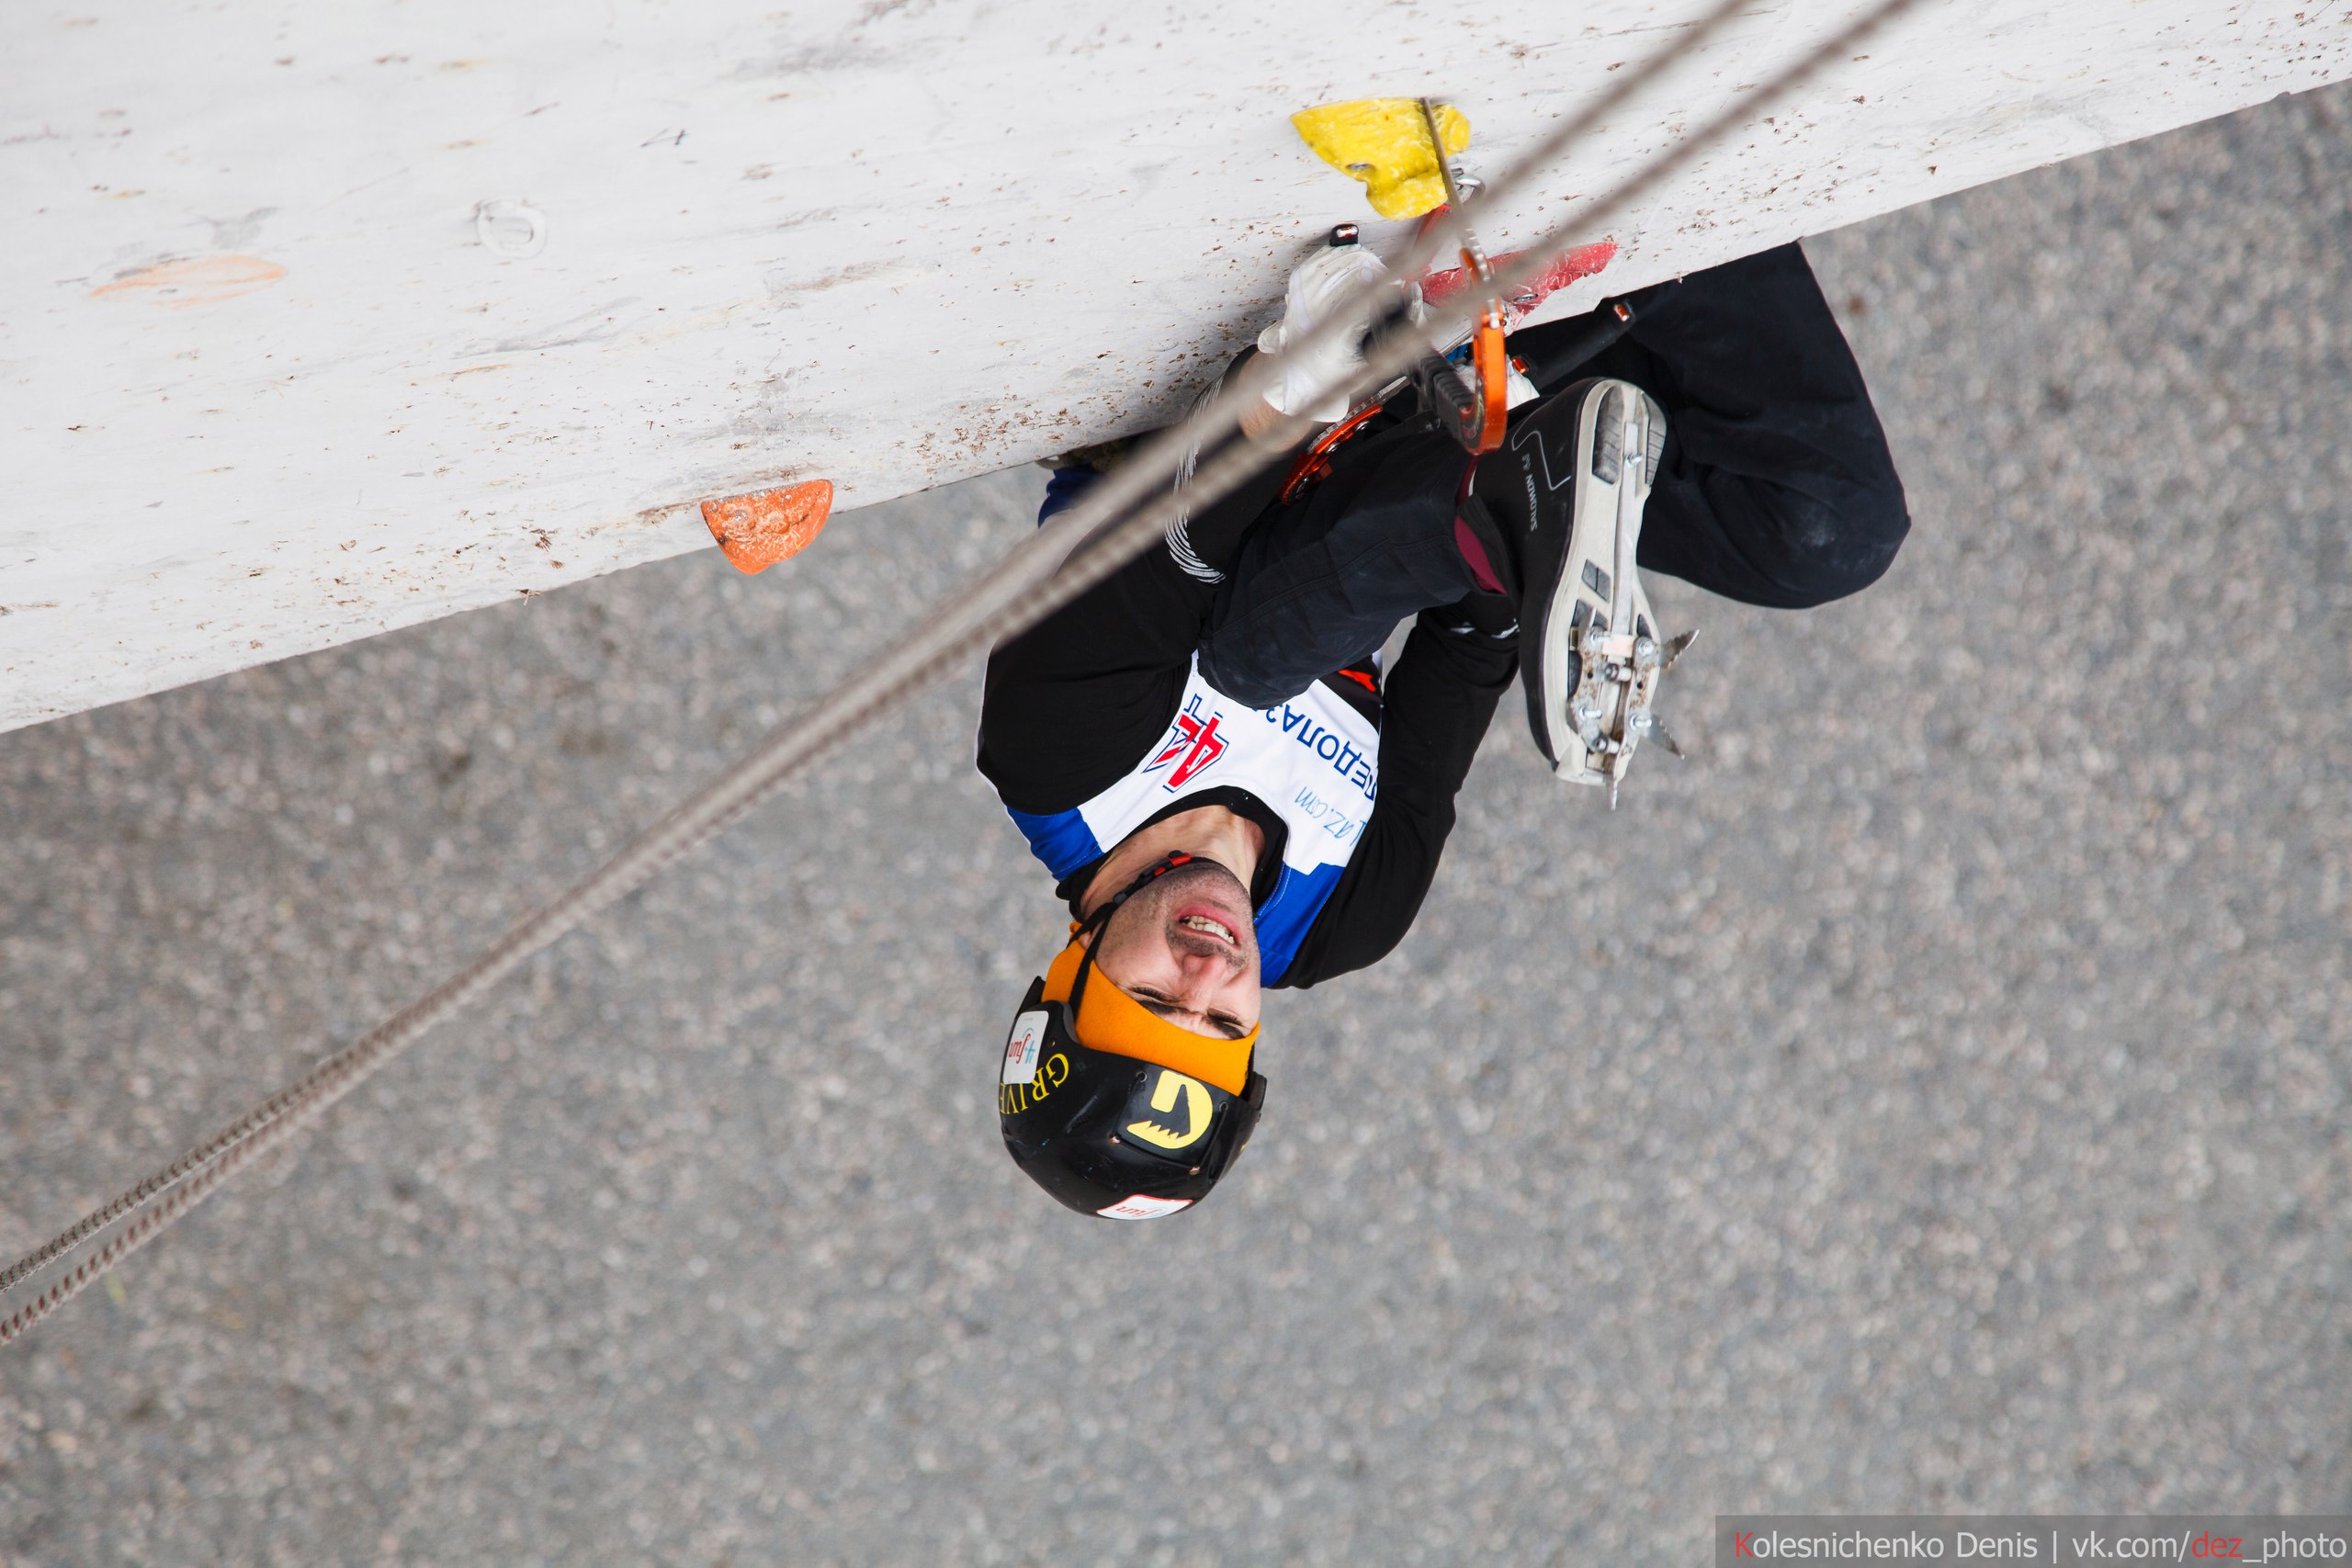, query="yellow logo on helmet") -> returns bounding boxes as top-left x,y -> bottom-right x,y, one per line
1125,1069 -> 1212,1151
